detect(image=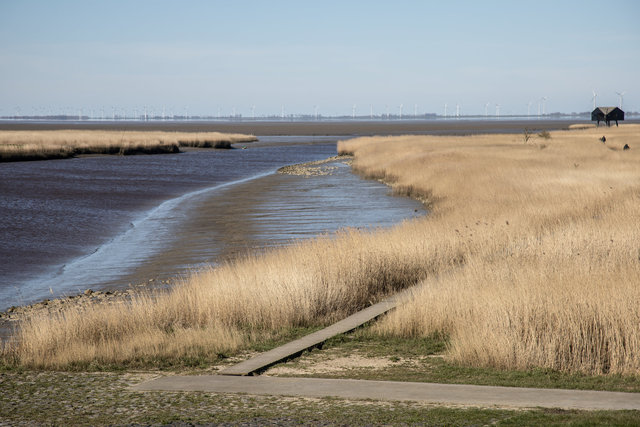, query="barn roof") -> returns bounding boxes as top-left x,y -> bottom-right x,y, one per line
594,106 -> 620,114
